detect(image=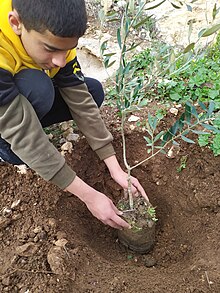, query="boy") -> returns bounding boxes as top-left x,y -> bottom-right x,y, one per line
0,0 -> 148,229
